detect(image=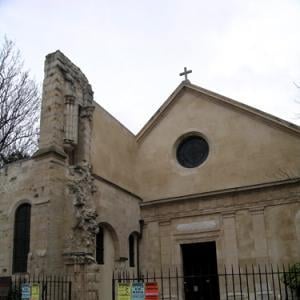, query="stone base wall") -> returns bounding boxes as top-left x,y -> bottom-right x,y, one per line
0,155 -> 67,276
140,182 -> 300,271
64,263 -> 101,300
